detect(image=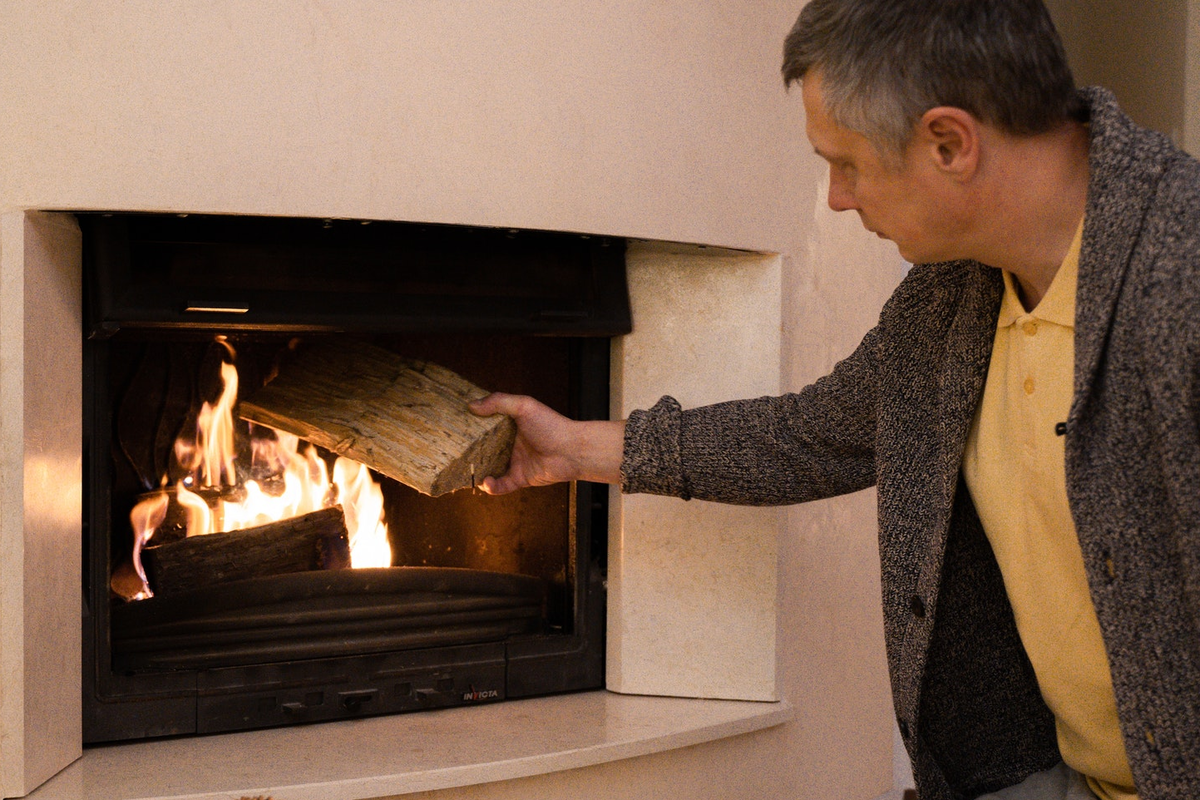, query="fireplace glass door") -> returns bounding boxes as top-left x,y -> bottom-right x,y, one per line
80,214 -> 627,743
